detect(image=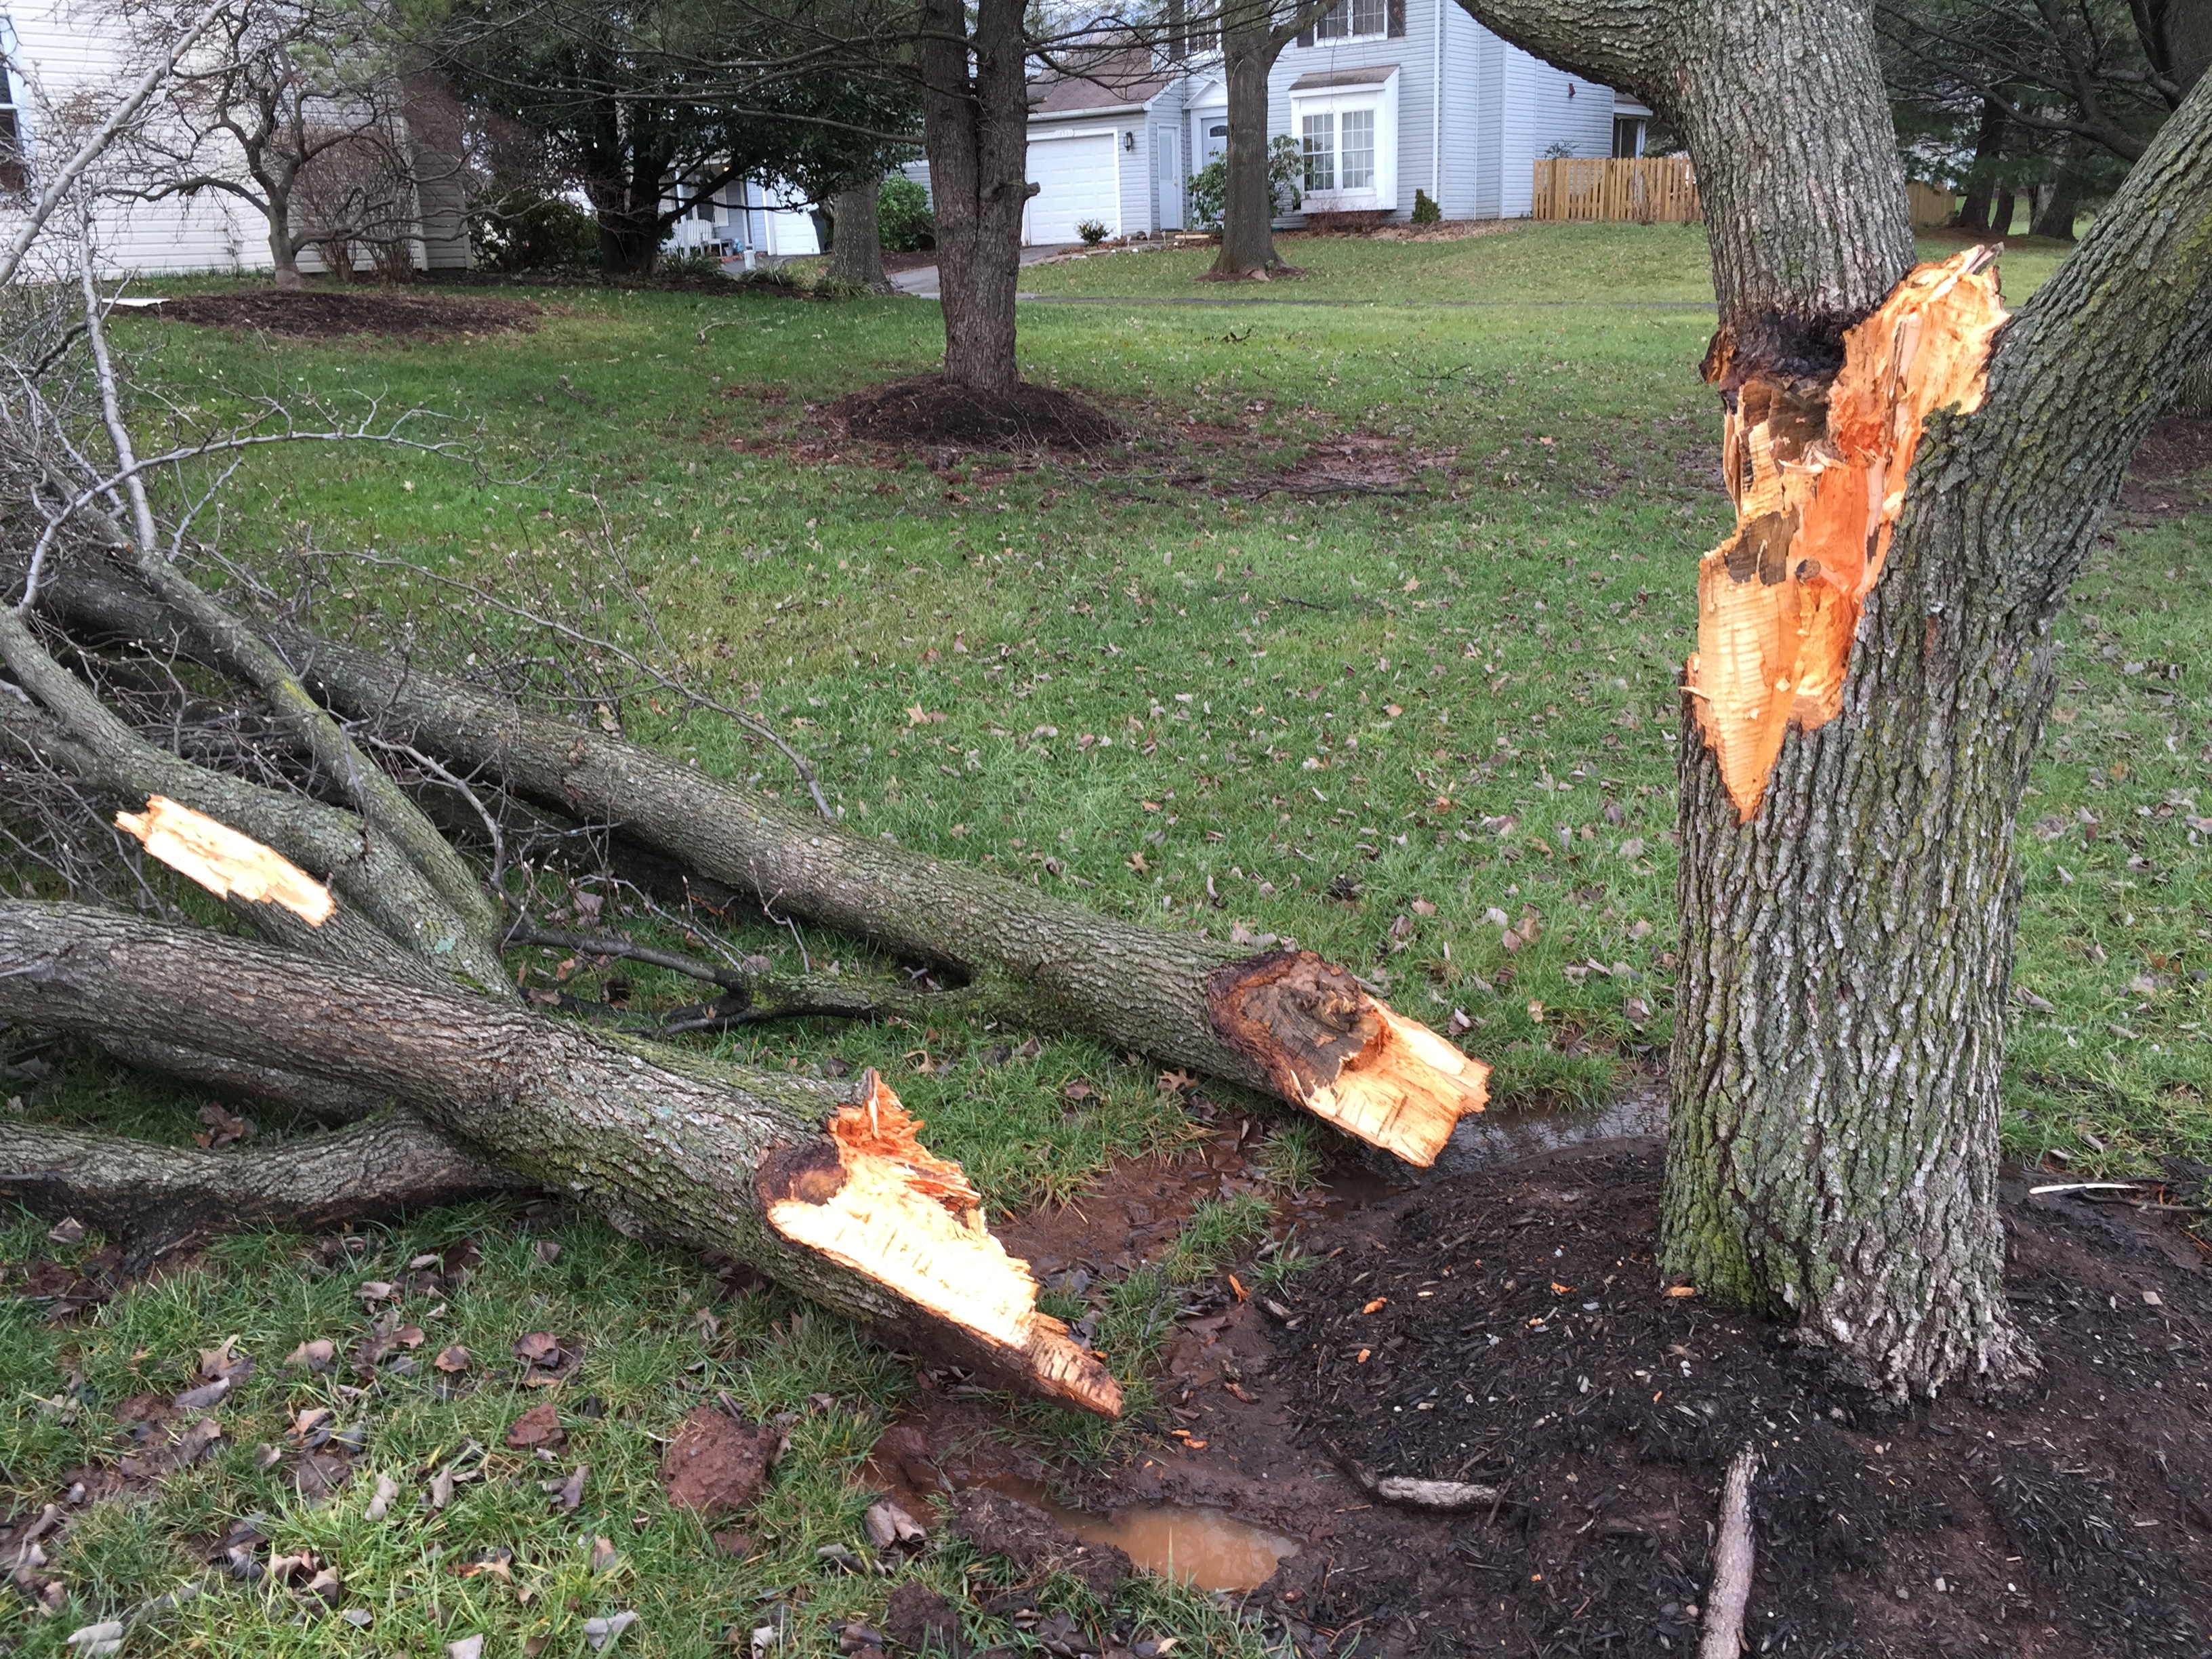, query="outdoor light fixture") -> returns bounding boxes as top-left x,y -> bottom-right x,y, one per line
1124,129 -> 1136,149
